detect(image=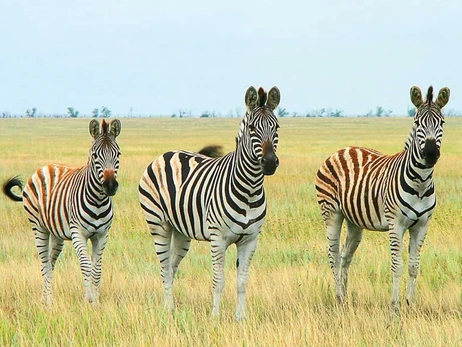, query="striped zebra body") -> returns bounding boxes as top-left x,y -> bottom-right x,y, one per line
139,86 -> 280,320
3,119 -> 122,305
315,86 -> 449,311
